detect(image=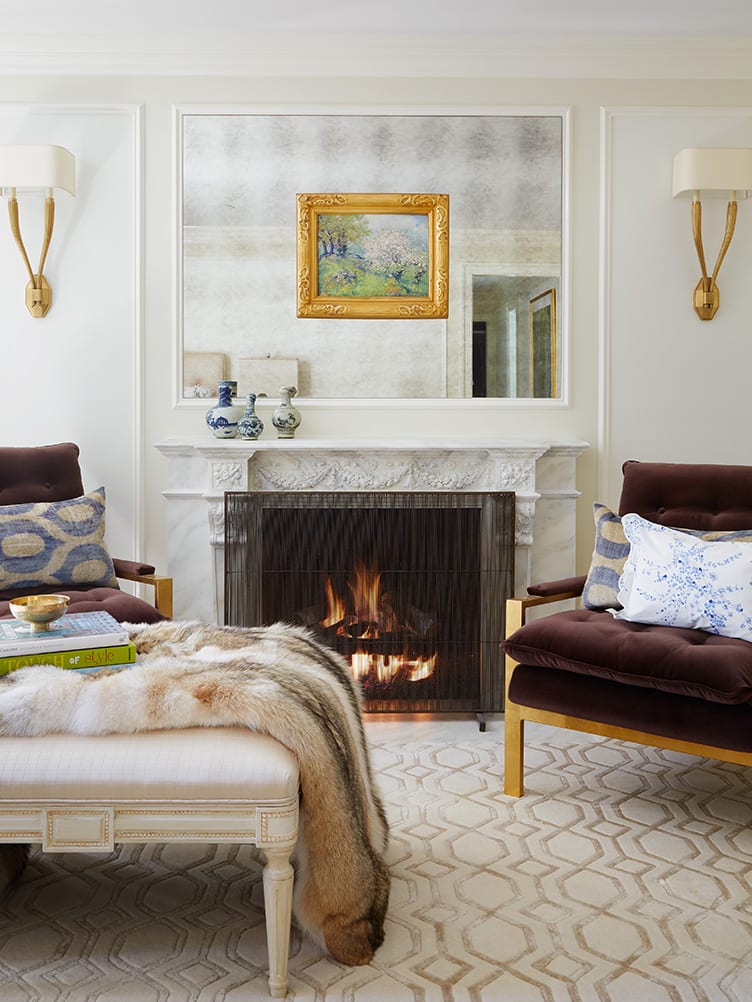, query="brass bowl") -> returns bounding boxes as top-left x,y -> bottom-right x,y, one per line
9,594 -> 70,632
